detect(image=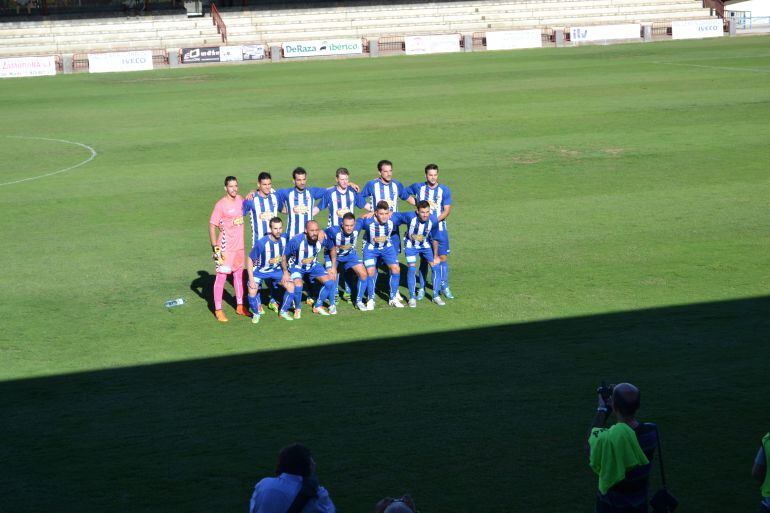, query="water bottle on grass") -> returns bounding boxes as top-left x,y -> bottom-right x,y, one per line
165,298 -> 185,309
